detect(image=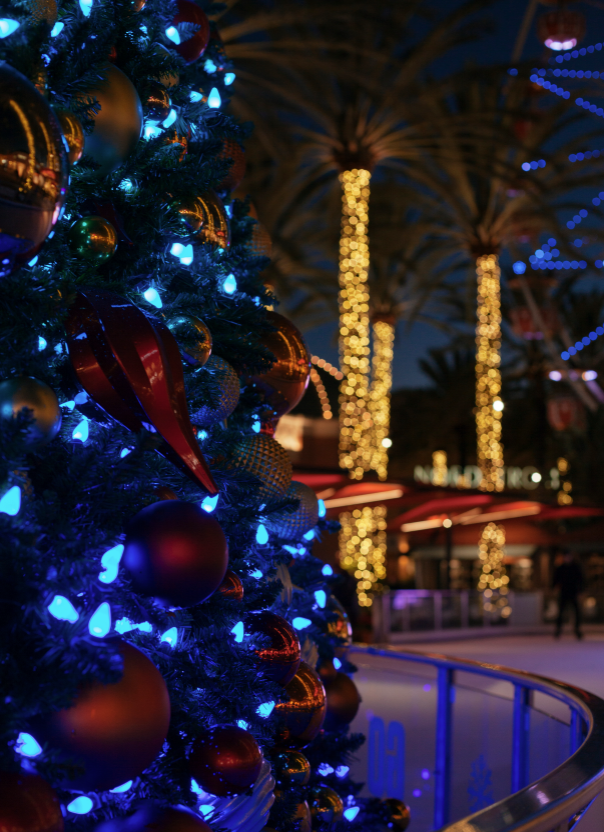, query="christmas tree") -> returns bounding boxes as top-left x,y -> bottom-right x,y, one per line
0,1 -> 401,831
